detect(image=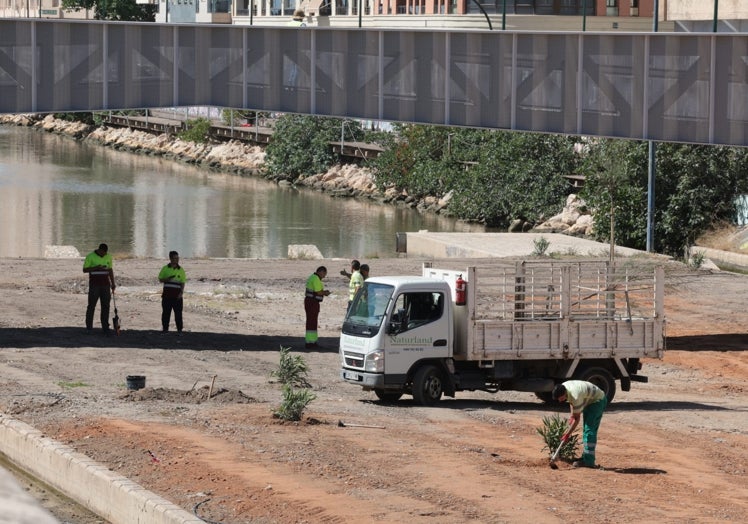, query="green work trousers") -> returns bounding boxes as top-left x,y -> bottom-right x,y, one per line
581,397 -> 607,466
